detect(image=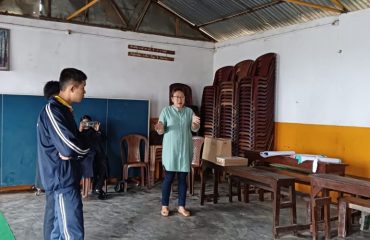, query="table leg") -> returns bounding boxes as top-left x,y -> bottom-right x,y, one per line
311,185 -> 322,240
323,190 -> 331,239
290,184 -> 297,225
200,166 -> 206,205
228,176 -> 233,202
272,184 -> 280,239
338,197 -> 348,237
213,167 -> 219,204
